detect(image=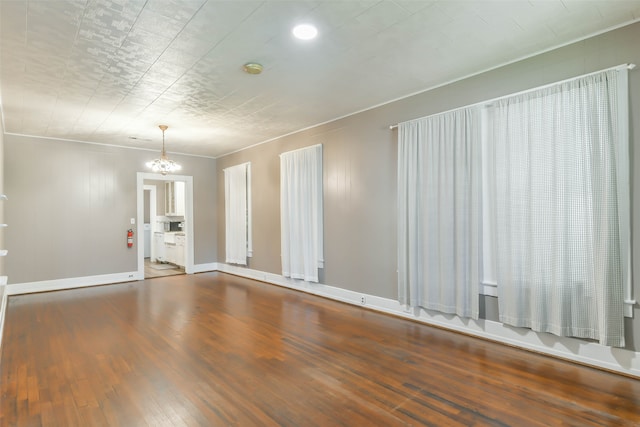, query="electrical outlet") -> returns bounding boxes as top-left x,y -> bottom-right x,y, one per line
360,296 -> 366,305
128,274 -> 134,278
